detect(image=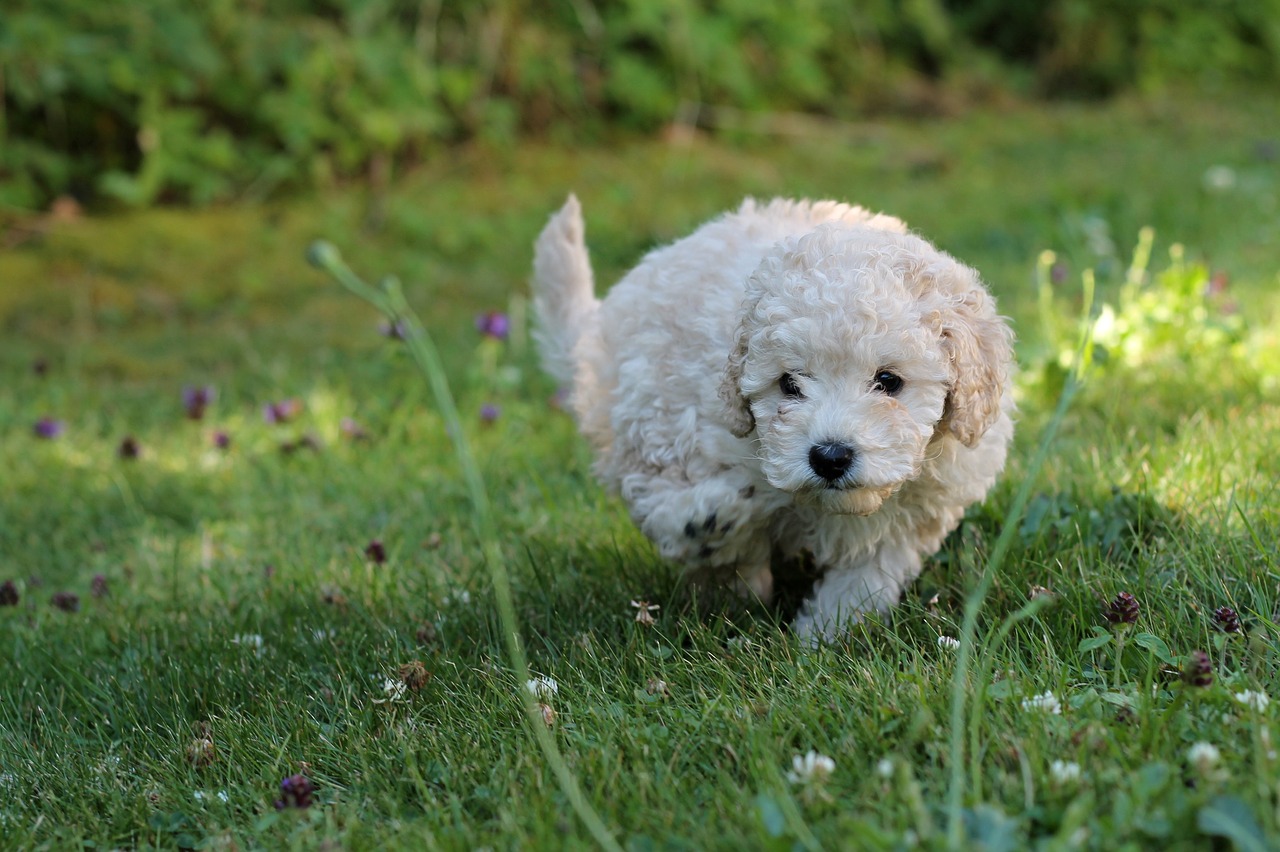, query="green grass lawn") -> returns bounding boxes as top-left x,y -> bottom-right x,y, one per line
1,92 -> 1279,850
